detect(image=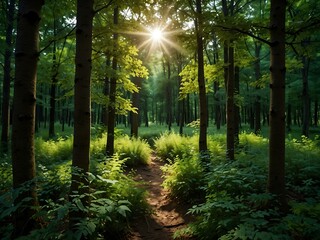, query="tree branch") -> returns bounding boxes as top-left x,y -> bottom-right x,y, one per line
93,0 -> 114,15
